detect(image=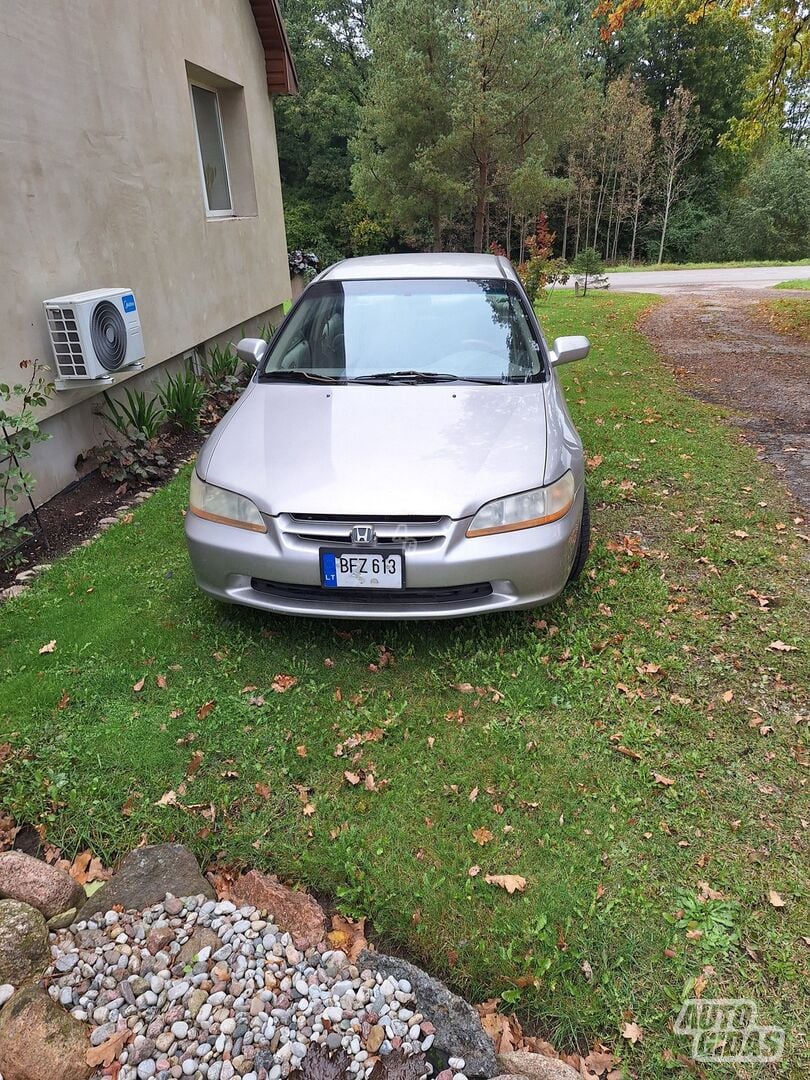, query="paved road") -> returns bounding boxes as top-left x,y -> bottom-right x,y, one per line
593,265 -> 810,293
